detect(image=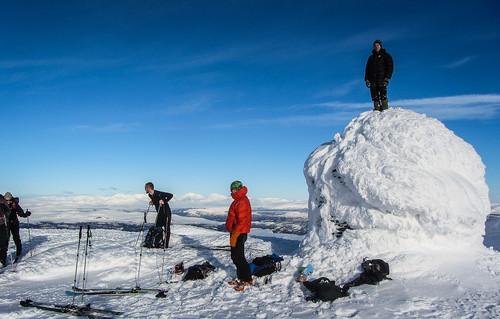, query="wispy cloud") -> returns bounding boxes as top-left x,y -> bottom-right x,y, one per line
443,56 -> 475,69
0,57 -> 129,70
315,80 -> 360,98
210,94 -> 500,129
68,122 -> 140,133
318,94 -> 500,120
157,94 -> 214,115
